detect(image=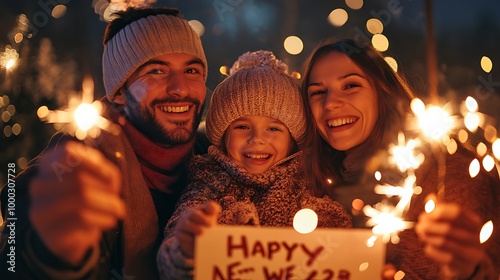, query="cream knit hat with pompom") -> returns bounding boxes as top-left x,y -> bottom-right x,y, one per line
206,50 -> 305,147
